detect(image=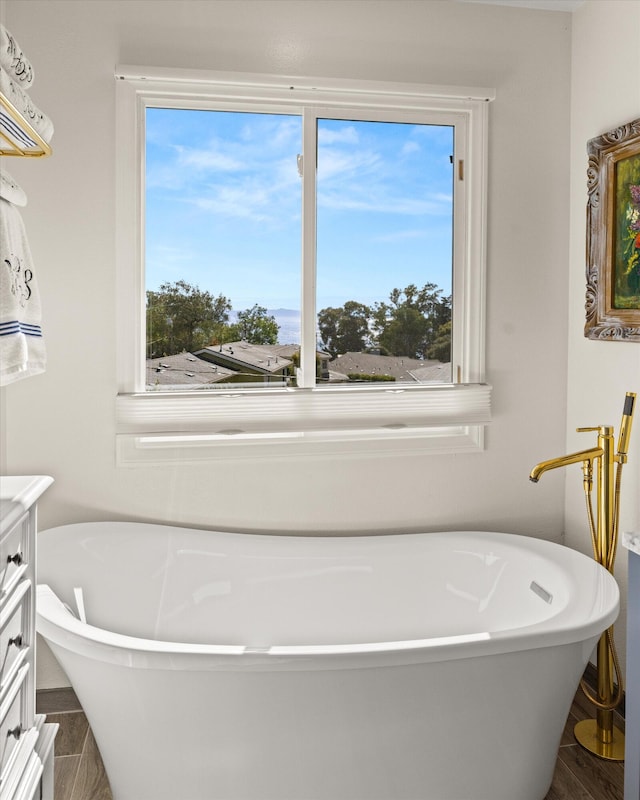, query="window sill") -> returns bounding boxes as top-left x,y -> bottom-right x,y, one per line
116,425 -> 486,464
